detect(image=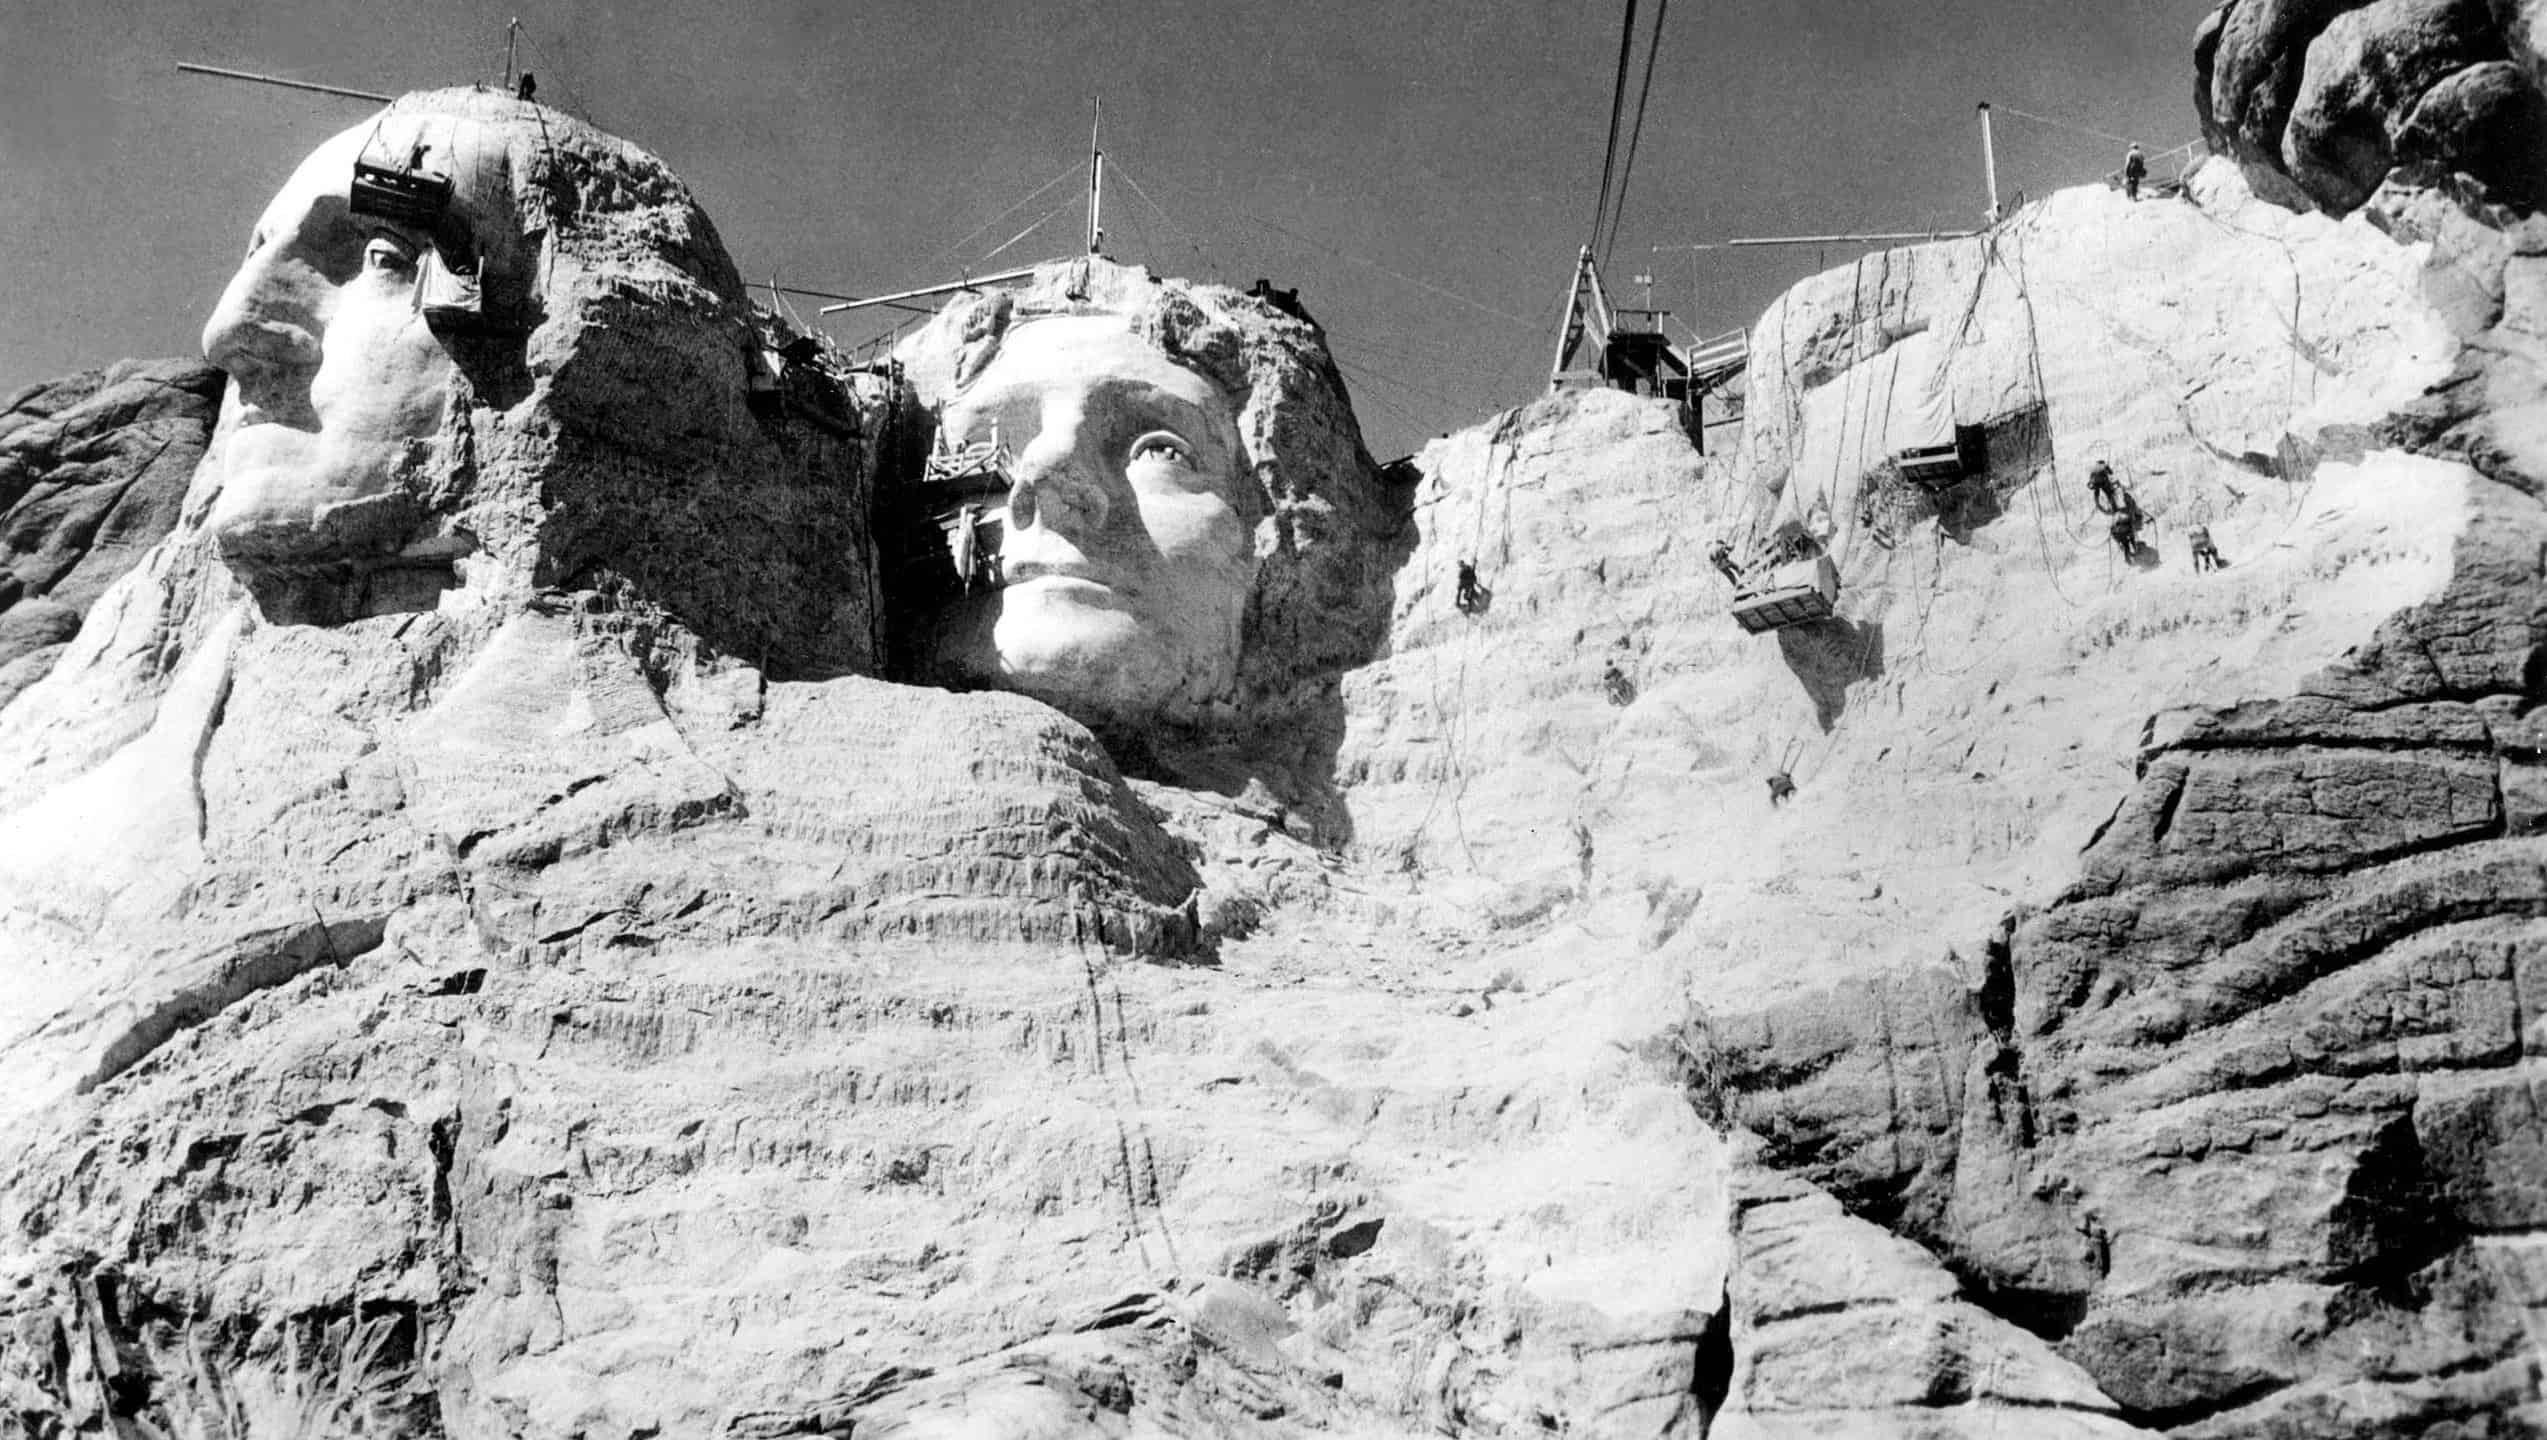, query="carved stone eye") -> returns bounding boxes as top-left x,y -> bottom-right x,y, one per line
362,234 -> 419,277
1129,431 -> 1193,467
